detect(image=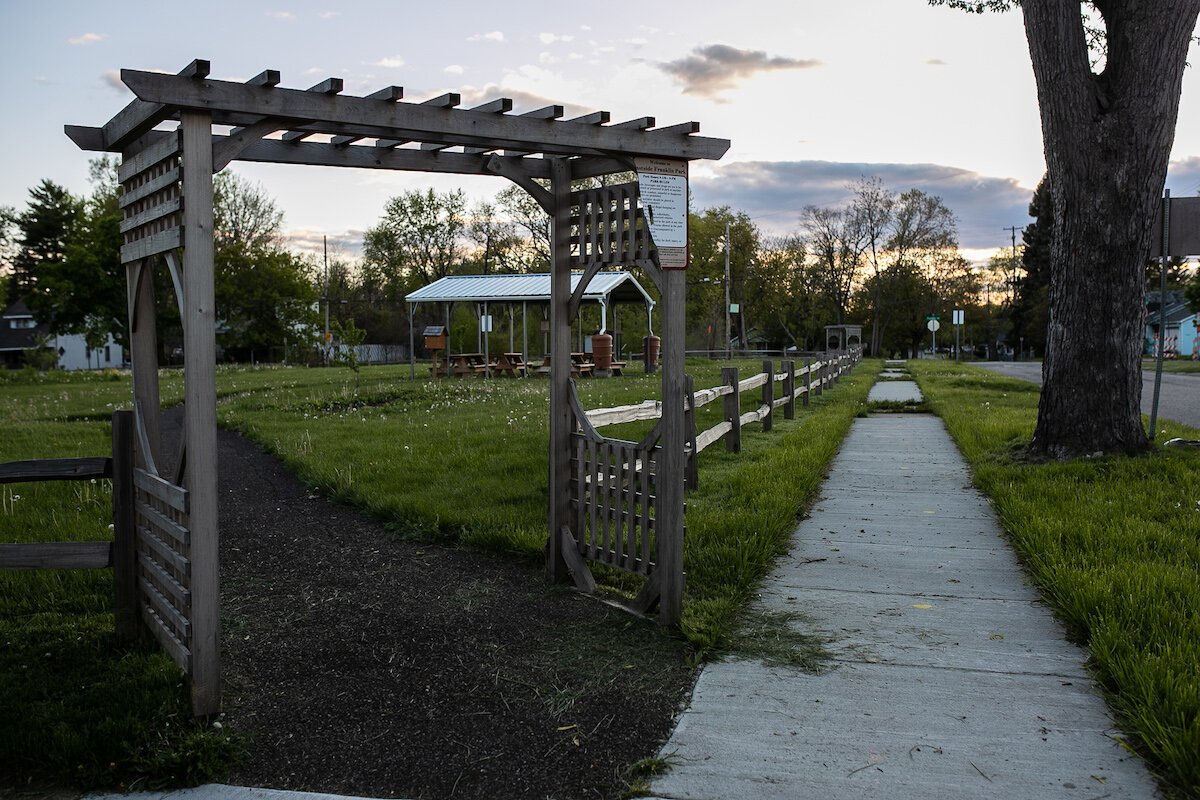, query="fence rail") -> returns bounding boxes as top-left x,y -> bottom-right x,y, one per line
566,349 -> 861,616
585,350 -> 862,470
0,412 -> 139,642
